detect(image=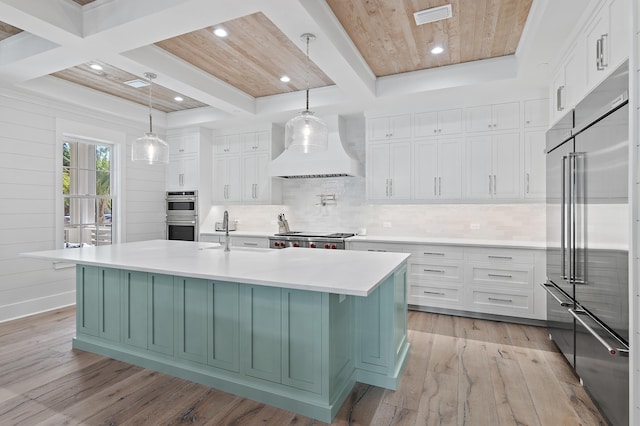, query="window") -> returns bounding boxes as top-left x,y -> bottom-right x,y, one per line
62,139 -> 114,247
